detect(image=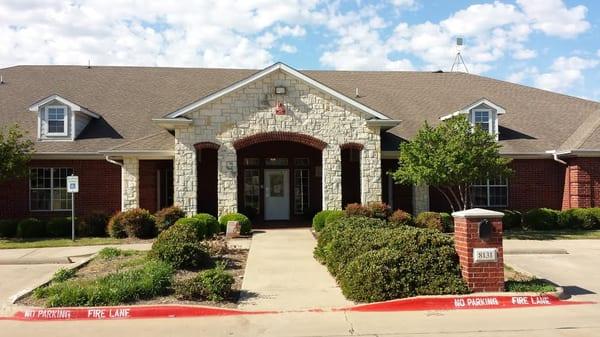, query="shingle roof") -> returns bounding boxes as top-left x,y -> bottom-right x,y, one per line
1,65 -> 599,155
